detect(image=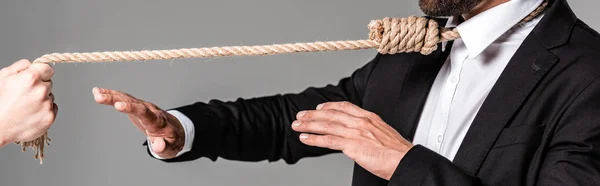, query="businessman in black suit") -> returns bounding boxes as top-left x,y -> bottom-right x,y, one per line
93,0 -> 600,185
